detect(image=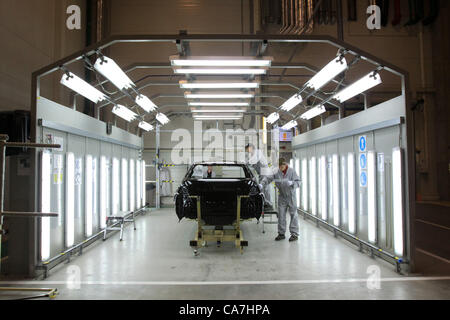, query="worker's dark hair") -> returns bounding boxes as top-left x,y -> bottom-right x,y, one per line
279,158 -> 287,165
245,143 -> 255,150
